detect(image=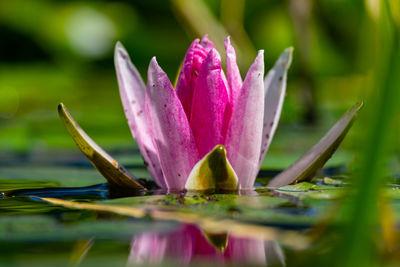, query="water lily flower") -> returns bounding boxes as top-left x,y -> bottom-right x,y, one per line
59,34 -> 360,191
114,35 -> 293,190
